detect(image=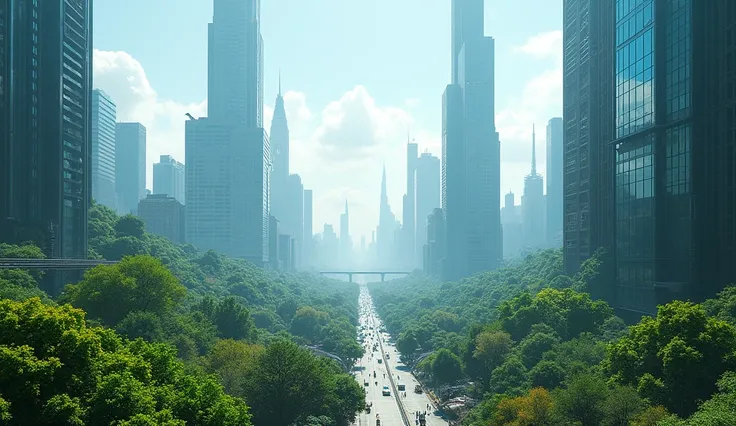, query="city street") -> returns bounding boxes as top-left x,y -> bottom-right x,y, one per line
353,286 -> 448,426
